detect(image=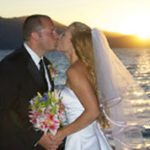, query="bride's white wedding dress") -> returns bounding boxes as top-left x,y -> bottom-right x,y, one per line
57,28 -> 149,150
60,86 -> 113,150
